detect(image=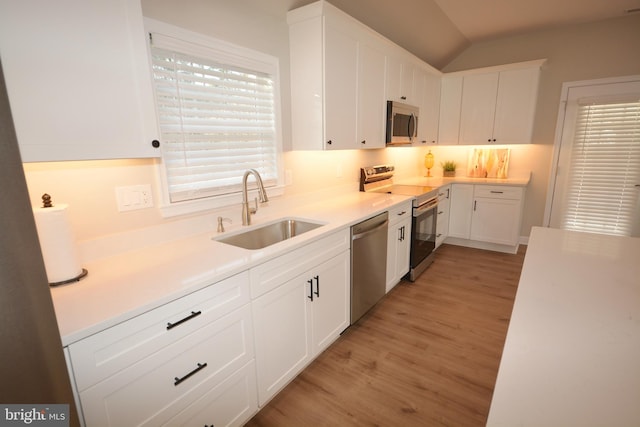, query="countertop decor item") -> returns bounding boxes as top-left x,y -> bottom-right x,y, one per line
424,150 -> 434,177
468,148 -> 510,178
441,161 -> 456,177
